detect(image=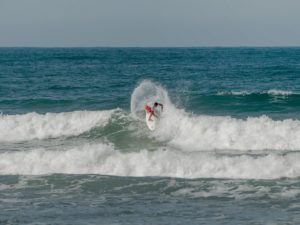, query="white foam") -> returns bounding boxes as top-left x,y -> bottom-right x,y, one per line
276,188 -> 300,198
217,90 -> 294,96
217,91 -> 251,96
156,112 -> 300,151
0,110 -> 115,142
0,143 -> 299,179
267,89 -> 293,96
